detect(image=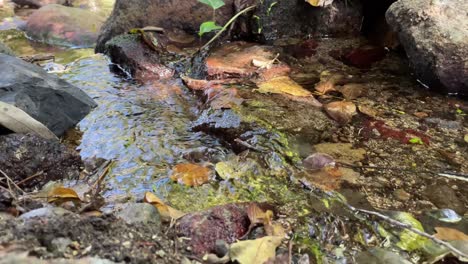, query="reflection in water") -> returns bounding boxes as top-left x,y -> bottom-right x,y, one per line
61,55 -> 229,200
